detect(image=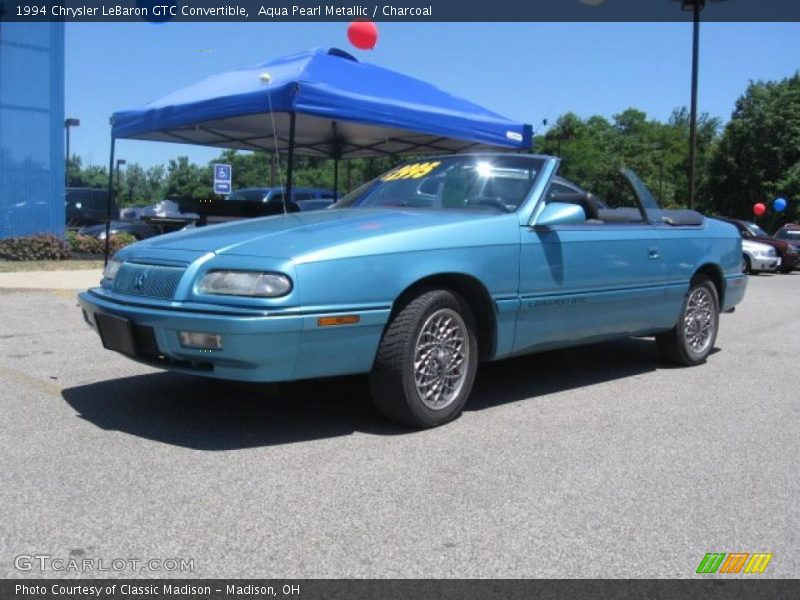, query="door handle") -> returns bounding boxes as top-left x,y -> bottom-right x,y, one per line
648,247 -> 660,260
